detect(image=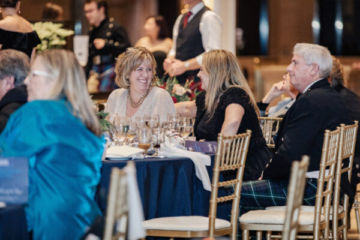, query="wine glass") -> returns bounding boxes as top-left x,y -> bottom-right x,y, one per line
126,120 -> 137,145
152,127 -> 164,156
136,116 -> 146,129
107,113 -> 121,145
138,128 -> 152,157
